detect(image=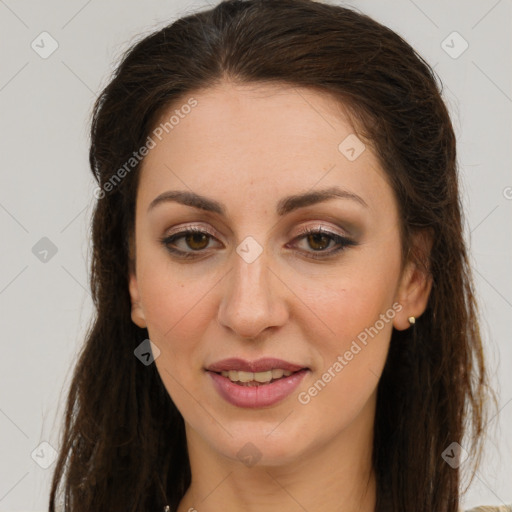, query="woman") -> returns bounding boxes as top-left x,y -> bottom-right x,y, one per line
48,1 -> 509,511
